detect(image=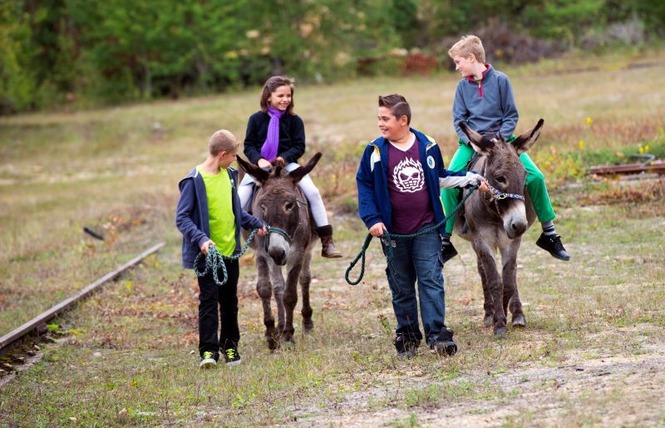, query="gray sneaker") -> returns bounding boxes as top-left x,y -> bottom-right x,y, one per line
199,351 -> 218,369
